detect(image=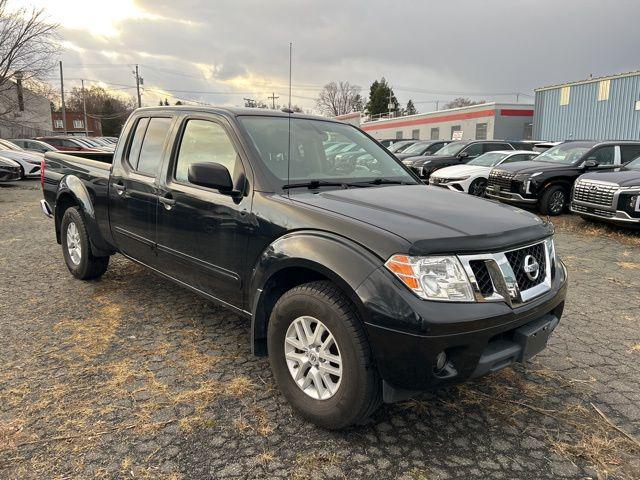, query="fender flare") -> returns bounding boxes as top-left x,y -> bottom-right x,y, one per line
249,230 -> 384,355
55,175 -> 114,256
